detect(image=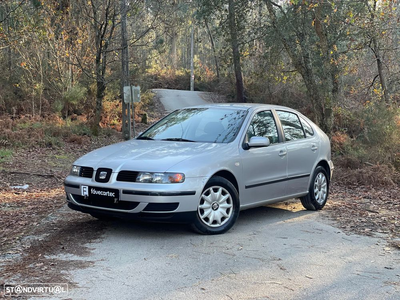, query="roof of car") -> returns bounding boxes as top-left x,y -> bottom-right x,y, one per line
183,103 -> 294,111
